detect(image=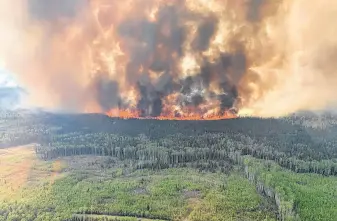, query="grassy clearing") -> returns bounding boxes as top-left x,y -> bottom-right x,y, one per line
188,173 -> 276,221
244,156 -> 337,221
0,145 -> 67,220
0,146 -> 33,196
45,168 -> 220,220
0,145 -> 63,200
0,152 -> 277,221
73,214 -> 167,221
40,166 -> 276,221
